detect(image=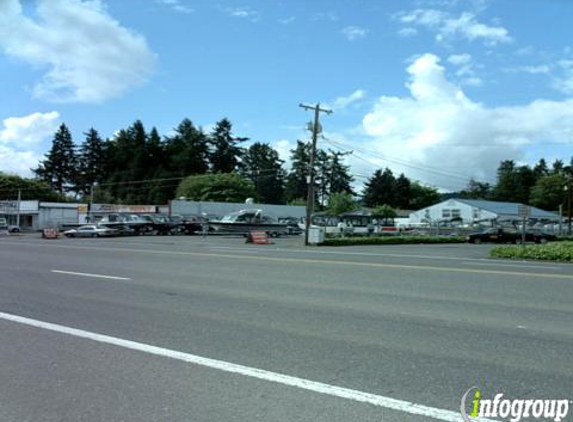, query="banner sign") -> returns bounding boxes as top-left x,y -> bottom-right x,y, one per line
91,204 -> 157,213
